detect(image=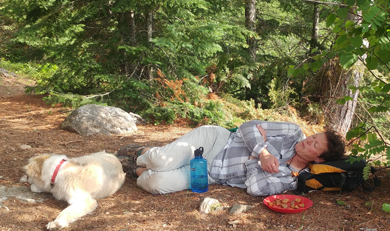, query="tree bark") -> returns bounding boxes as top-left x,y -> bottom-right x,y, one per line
310,3 -> 320,50
146,9 -> 154,80
245,0 -> 256,62
331,9 -> 366,136
303,8 -> 366,137
333,66 -> 363,136
146,10 -> 153,44
129,10 -> 136,46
